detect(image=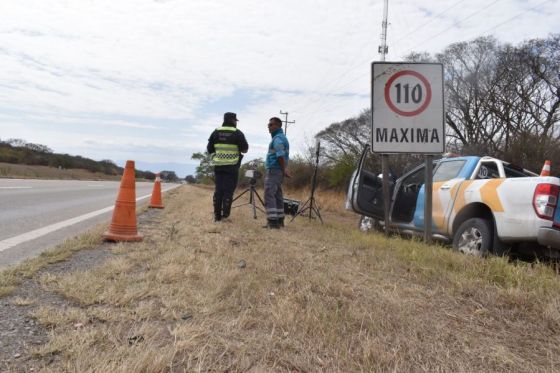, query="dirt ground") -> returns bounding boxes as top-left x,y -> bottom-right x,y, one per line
2,185 -> 560,372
